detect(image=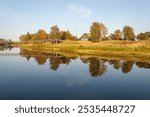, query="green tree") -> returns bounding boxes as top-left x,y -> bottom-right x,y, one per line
137,32 -> 149,40
99,23 -> 108,41
108,33 -> 114,40
145,32 -> 150,38
113,30 -> 122,40
50,25 -> 61,39
26,32 -> 31,41
60,31 -> 67,40
19,32 -> 31,42
66,30 -> 72,40
90,22 -> 108,42
37,29 -> 48,40
60,30 -> 76,40
31,34 -> 37,41
19,34 -> 26,42
123,26 -> 135,41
